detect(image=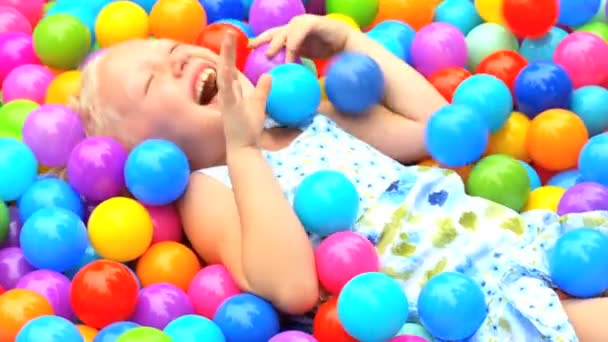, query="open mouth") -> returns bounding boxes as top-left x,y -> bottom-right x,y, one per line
196,68 -> 218,105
